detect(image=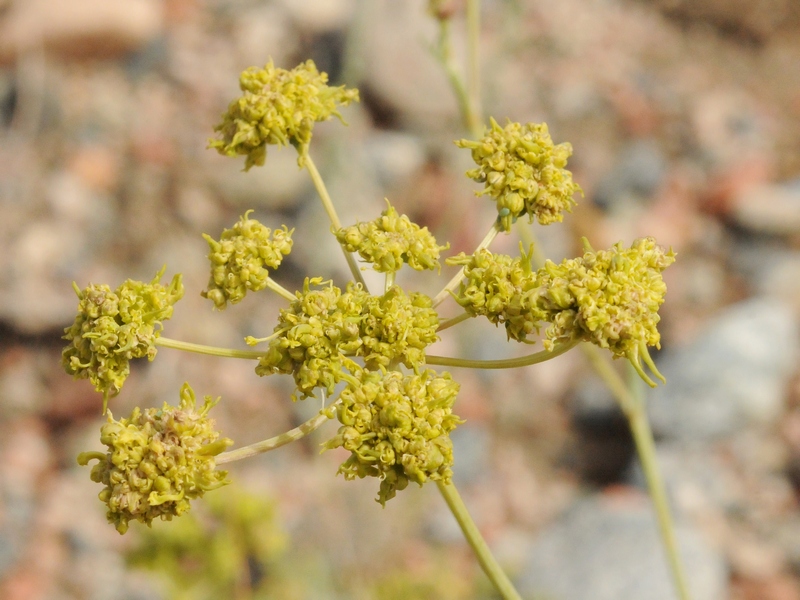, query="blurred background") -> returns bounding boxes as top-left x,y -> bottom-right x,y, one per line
0,0 -> 799,598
